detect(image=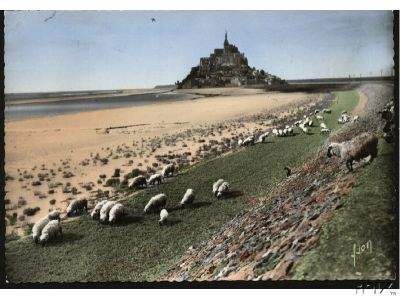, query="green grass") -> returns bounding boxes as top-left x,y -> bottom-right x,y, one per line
292,139 -> 396,280
5,90 -> 359,283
